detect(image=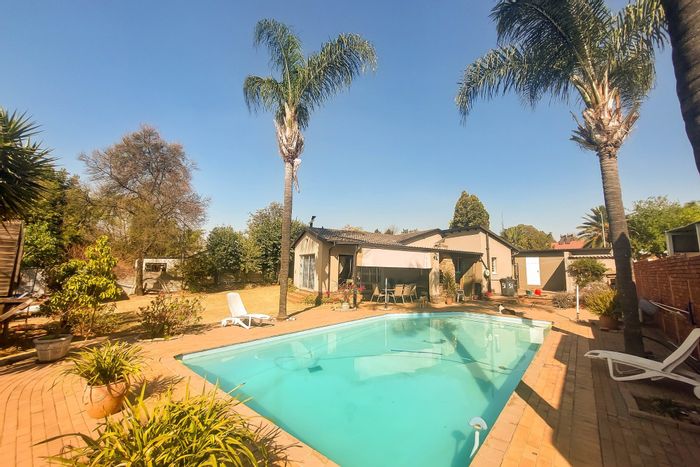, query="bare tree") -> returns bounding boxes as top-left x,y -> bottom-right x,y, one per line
80,126 -> 207,295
